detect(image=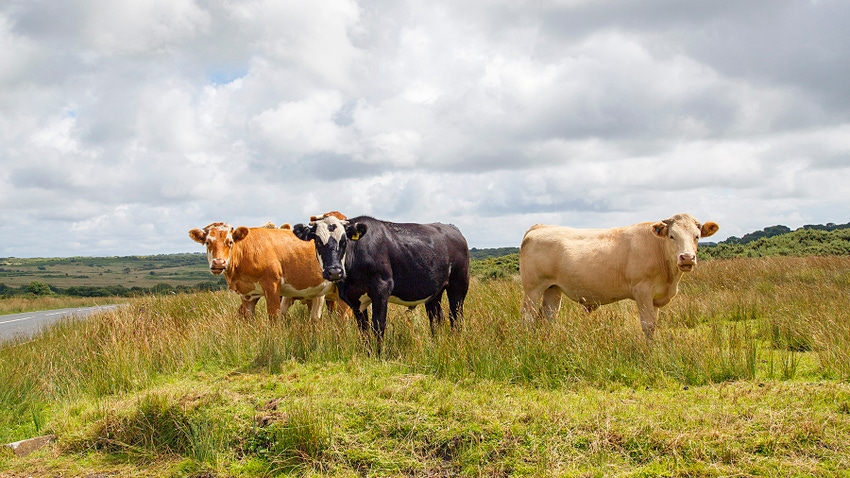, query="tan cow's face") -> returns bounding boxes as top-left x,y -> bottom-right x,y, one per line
188,222 -> 250,275
652,214 -> 719,272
